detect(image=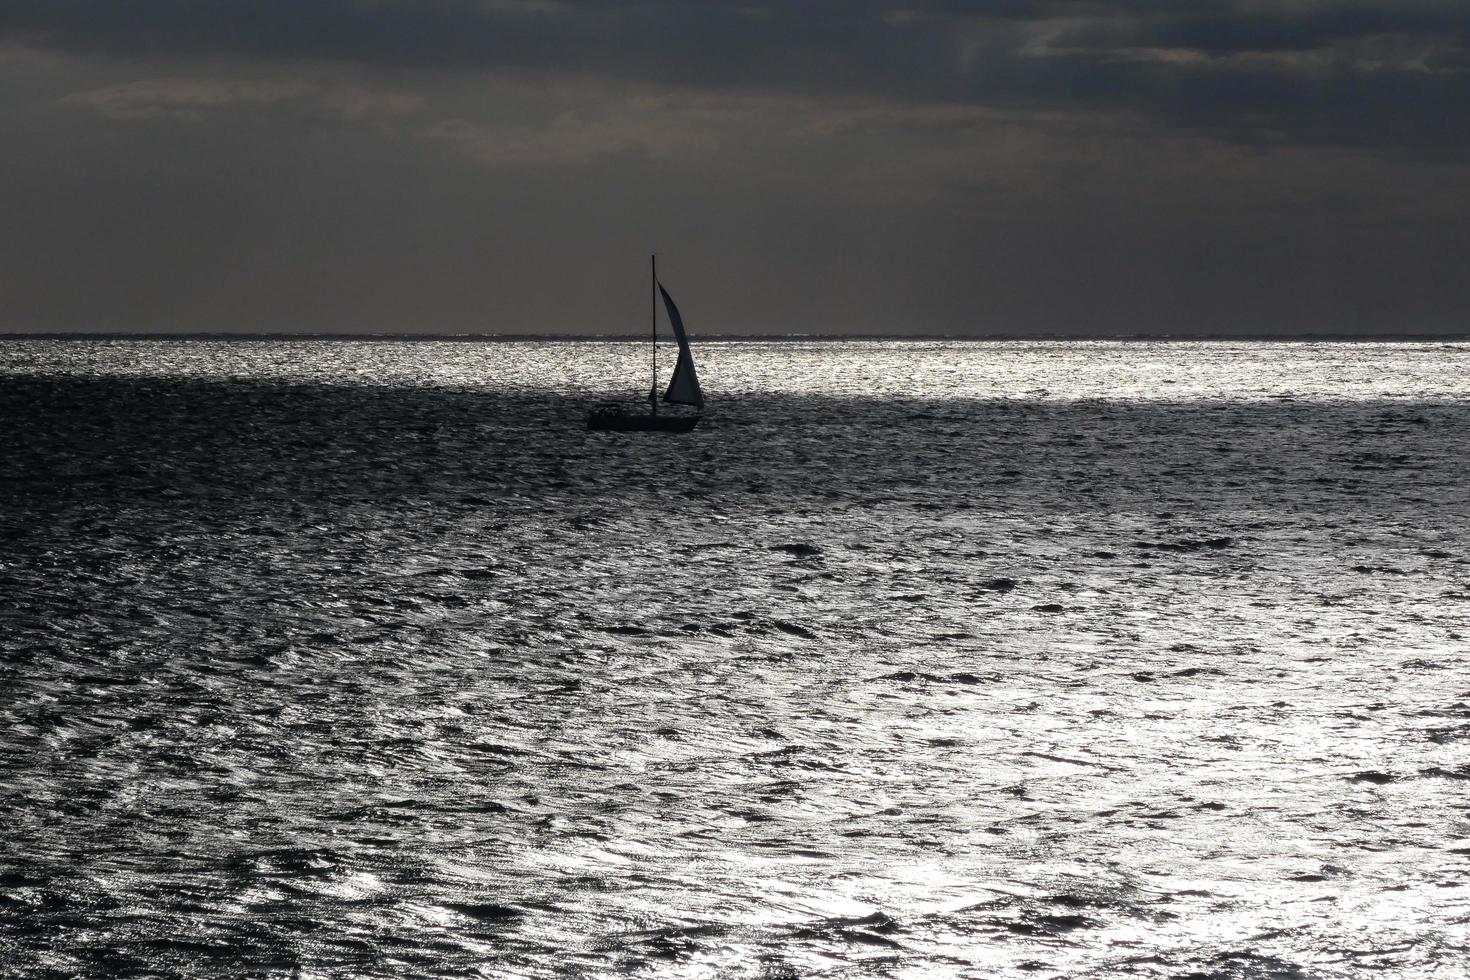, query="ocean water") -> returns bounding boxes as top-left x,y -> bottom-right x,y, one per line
1,338 -> 1468,979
